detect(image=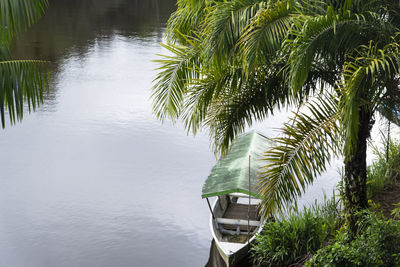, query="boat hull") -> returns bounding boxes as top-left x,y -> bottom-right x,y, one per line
210,197 -> 262,266
214,238 -> 251,266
